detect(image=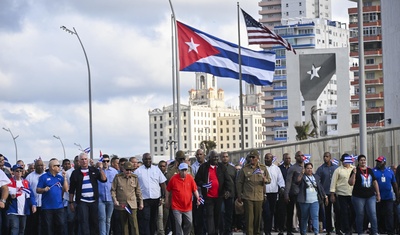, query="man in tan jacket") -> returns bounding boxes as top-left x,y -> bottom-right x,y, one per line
111,162 -> 144,235
237,150 -> 271,235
